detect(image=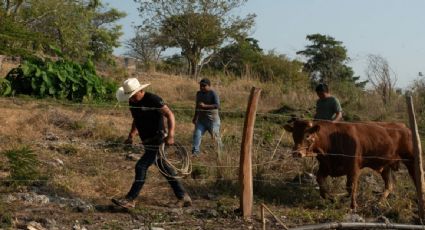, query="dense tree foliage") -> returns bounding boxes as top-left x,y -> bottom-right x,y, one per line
297,33 -> 366,88
0,0 -> 125,63
0,11 -> 45,57
89,6 -> 125,62
254,51 -> 306,84
133,0 -> 255,77
1,0 -> 122,101
207,38 -> 307,87
209,38 -> 262,76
